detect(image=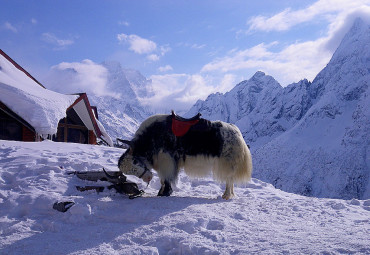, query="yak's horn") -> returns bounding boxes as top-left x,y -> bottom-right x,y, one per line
103,168 -> 119,179
116,138 -> 132,146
